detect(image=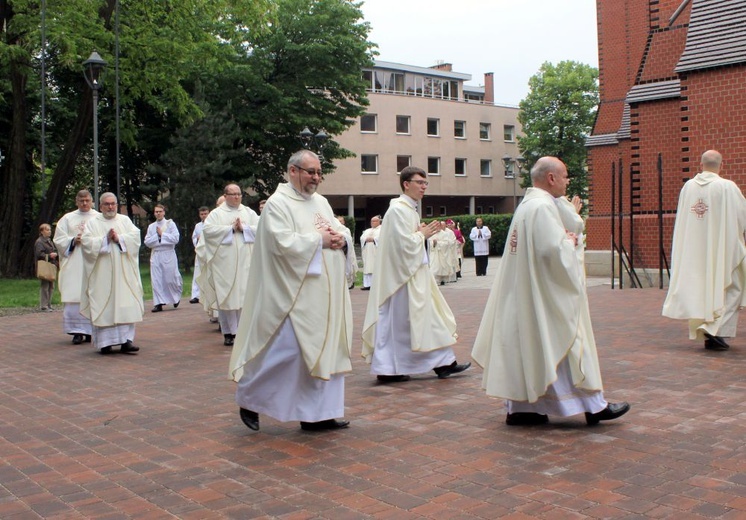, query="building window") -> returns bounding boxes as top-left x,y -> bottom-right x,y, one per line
480,159 -> 492,177
360,114 -> 377,133
428,157 -> 440,175
439,206 -> 447,216
396,155 -> 411,173
504,124 -> 515,142
479,122 -> 491,140
488,206 -> 495,214
455,158 -> 466,176
427,118 -> 440,137
396,115 -> 411,134
476,206 -> 483,214
425,206 -> 434,217
361,154 -> 378,174
454,120 -> 466,138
